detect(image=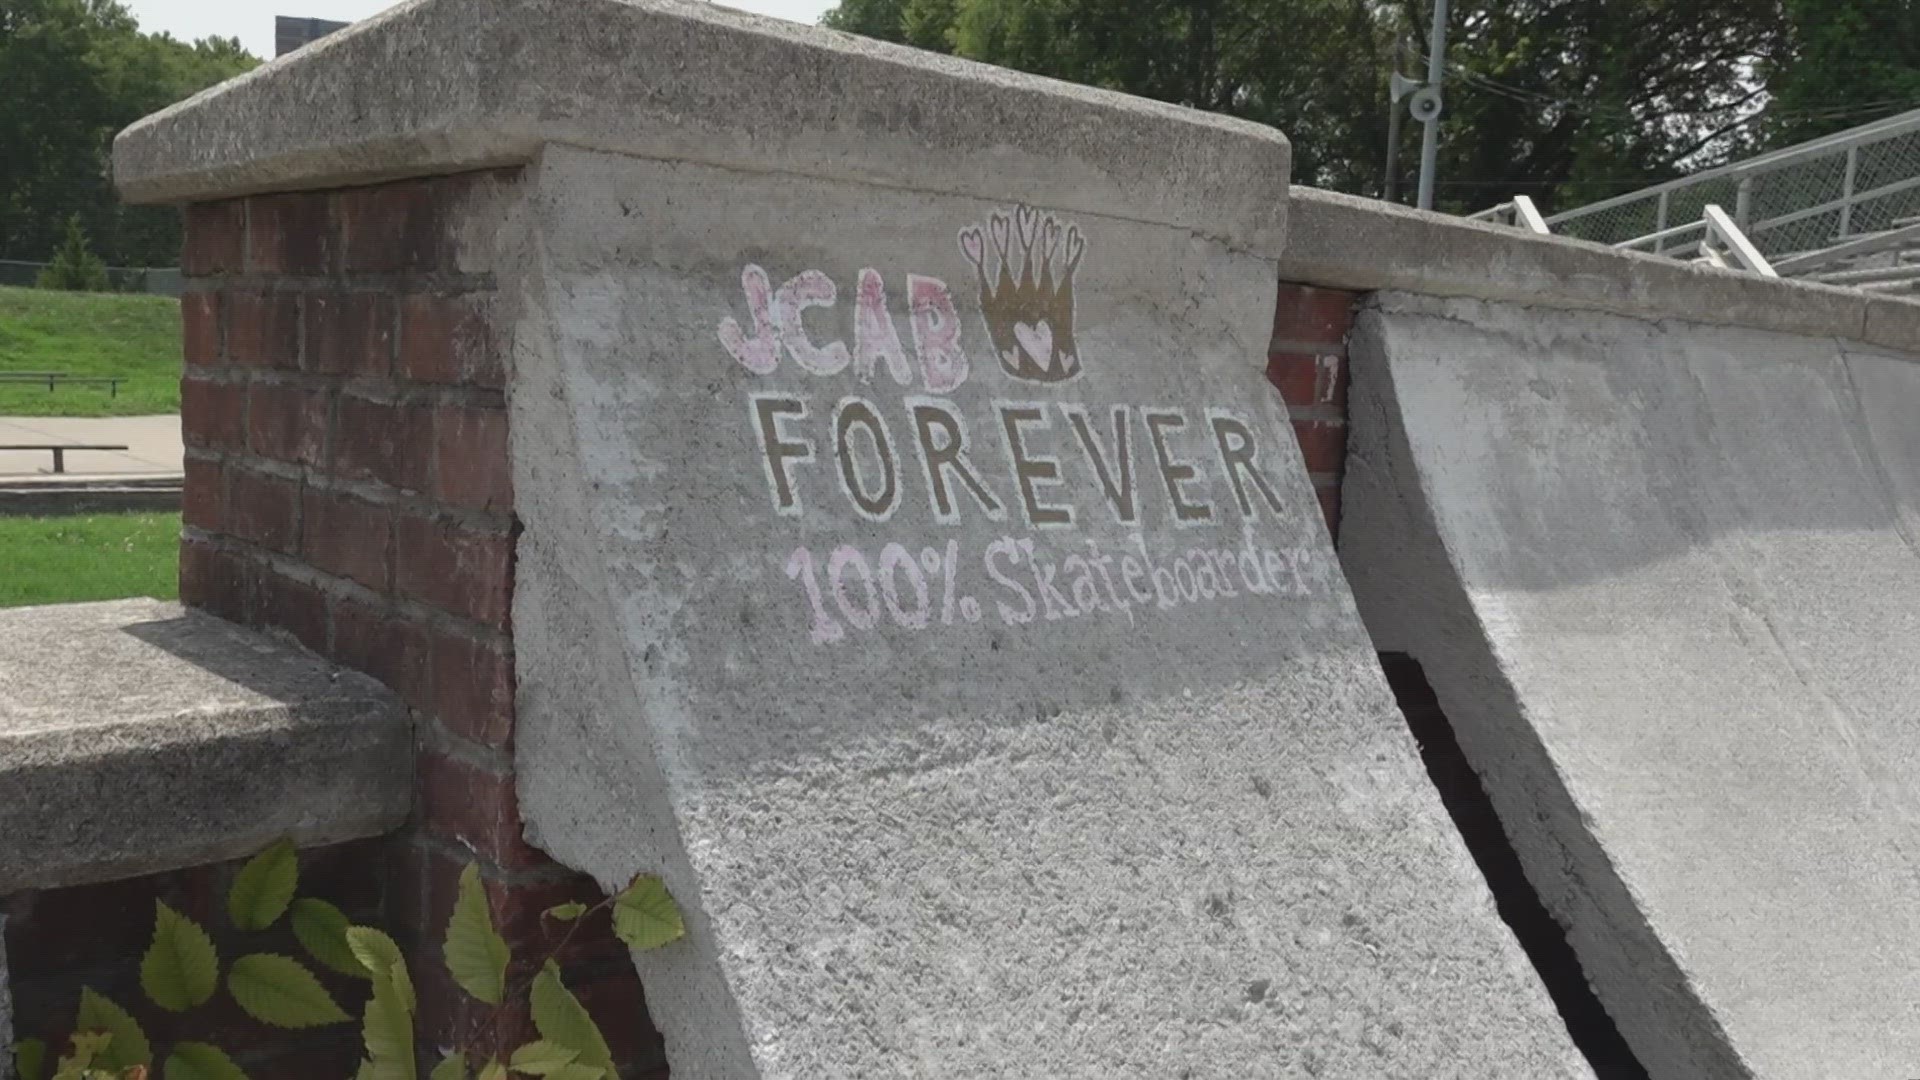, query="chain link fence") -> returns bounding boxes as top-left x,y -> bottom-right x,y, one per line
1539,109 -> 1920,270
